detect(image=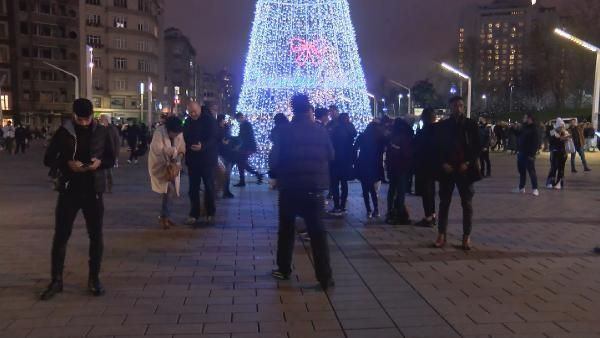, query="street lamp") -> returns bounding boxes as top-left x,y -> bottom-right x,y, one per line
367,93 -> 377,118
140,82 -> 145,123
554,28 -> 600,130
388,80 -> 412,115
86,46 -> 94,100
482,94 -> 488,112
441,62 -> 472,117
44,62 -> 79,100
